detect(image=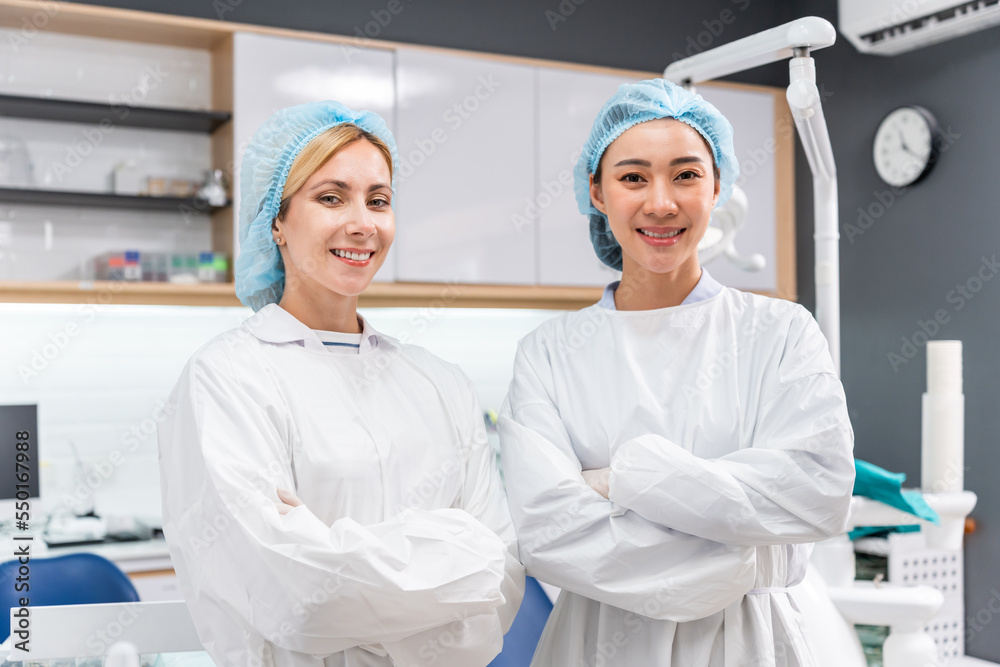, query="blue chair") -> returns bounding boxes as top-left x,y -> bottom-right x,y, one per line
489,576 -> 554,667
0,552 -> 140,641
